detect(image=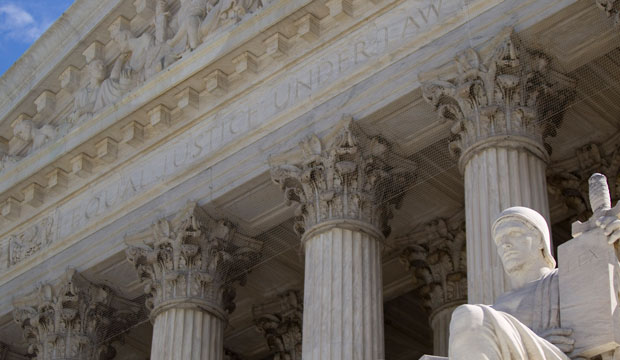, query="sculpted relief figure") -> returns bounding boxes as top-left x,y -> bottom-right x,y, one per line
449,174 -> 620,359
110,4 -> 174,83
218,0 -> 264,27
167,0 -> 212,52
68,55 -> 132,124
167,0 -> 265,54
10,118 -> 56,155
